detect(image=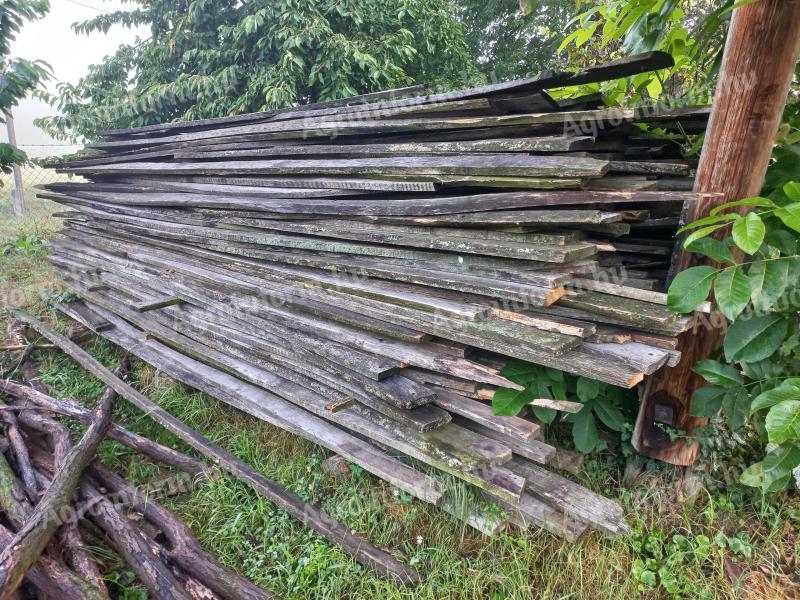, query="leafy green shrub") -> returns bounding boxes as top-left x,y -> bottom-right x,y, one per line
37,0 -> 478,141
492,361 -> 635,454
668,181 -> 800,492
0,234 -> 50,258
629,527 -> 754,599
